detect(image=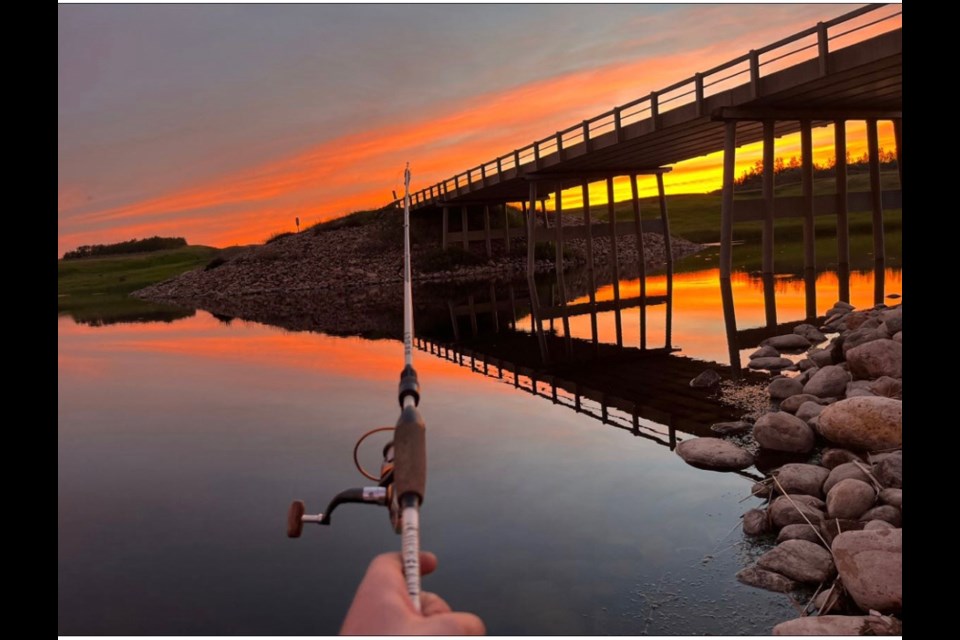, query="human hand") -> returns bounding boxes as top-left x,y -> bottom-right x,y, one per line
340,551 -> 486,635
